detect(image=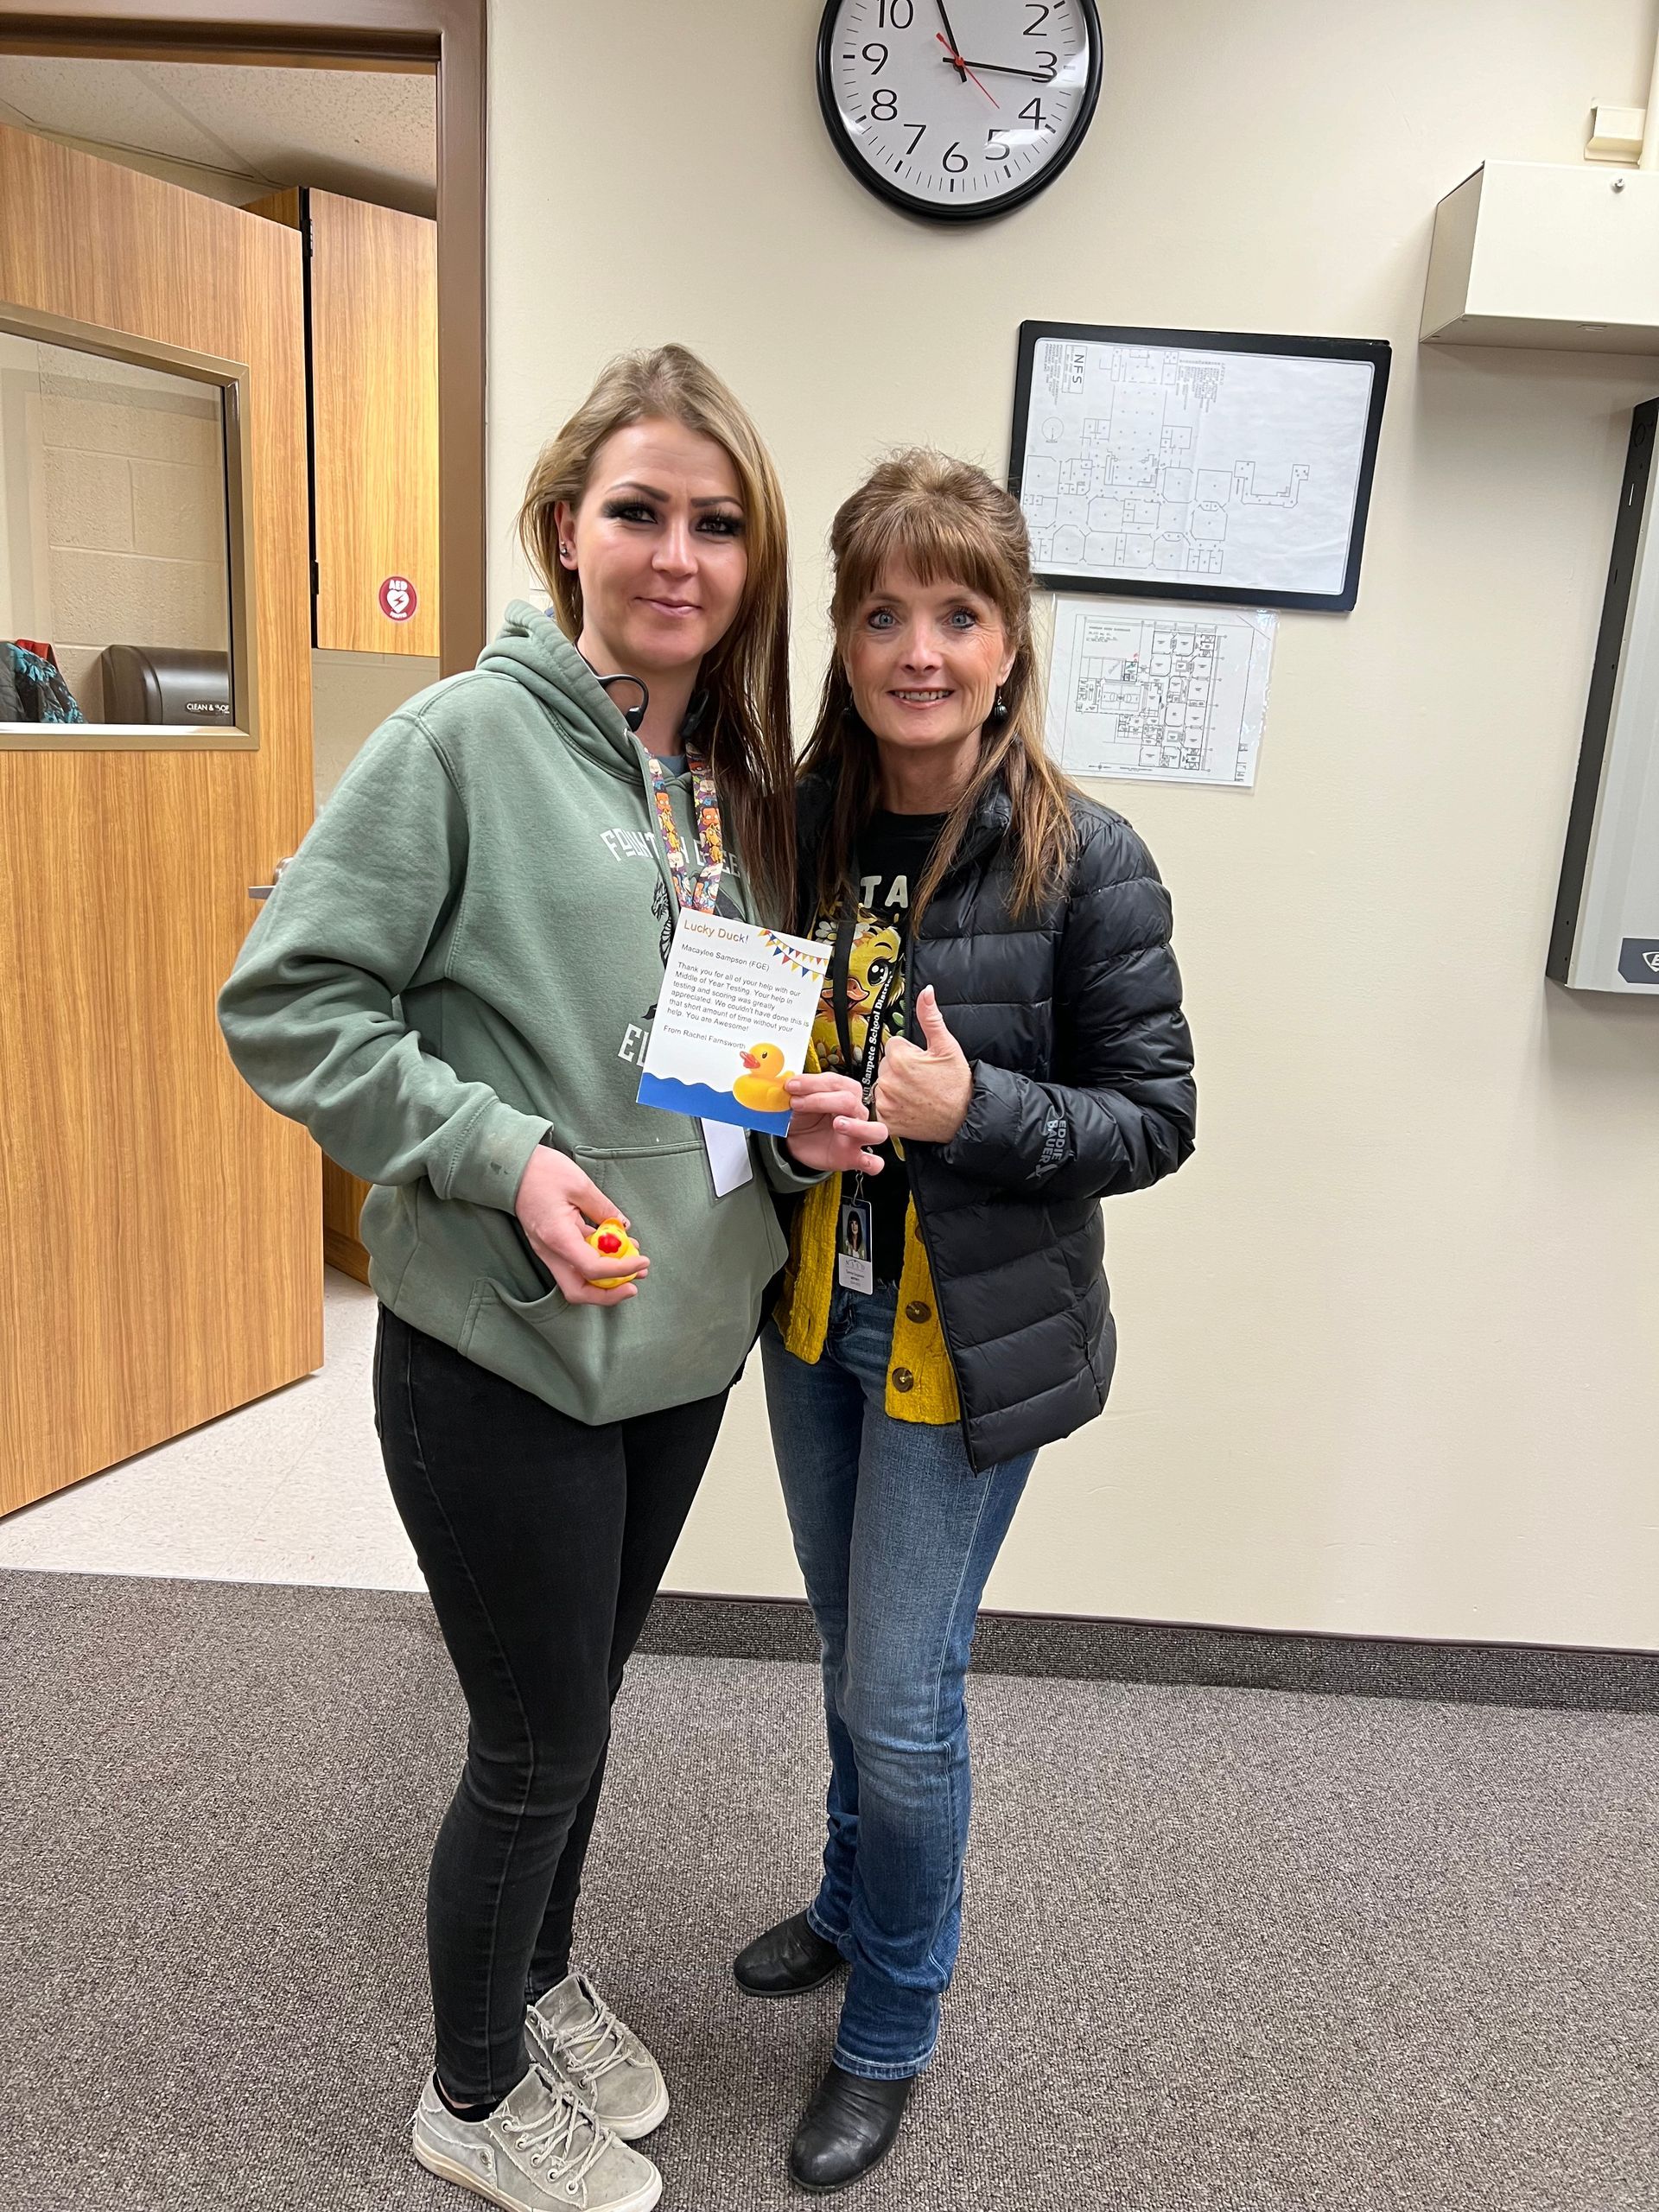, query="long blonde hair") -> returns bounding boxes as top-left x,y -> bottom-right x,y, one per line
798,449 -> 1078,924
517,343 -> 794,921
